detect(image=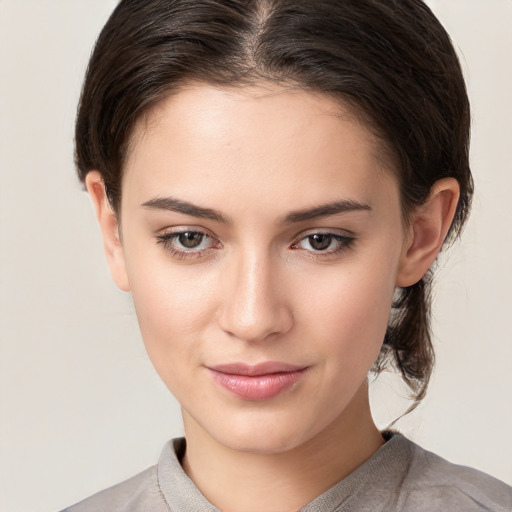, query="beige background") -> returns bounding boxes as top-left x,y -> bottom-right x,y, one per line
0,1 -> 511,511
